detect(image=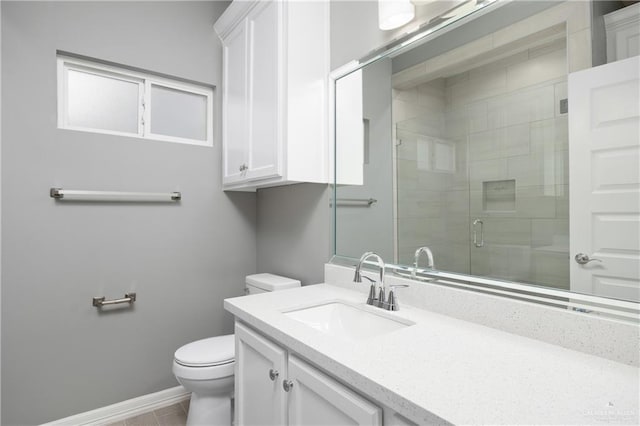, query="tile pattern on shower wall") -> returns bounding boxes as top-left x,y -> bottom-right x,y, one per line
394,37 -> 570,289
453,38 -> 570,288
395,78 -> 471,273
